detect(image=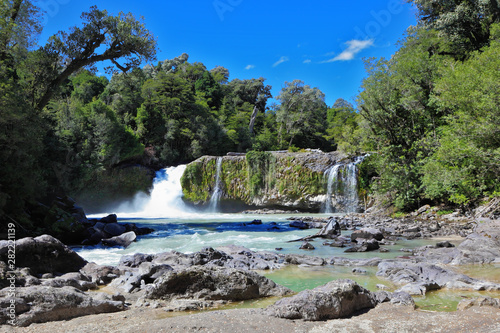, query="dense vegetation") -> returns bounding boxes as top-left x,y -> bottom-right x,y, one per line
0,0 -> 499,235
